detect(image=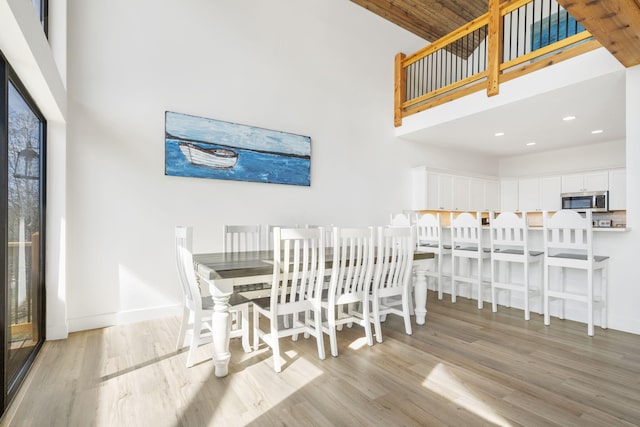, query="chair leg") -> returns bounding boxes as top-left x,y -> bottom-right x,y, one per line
372,297 -> 383,343
601,265 -> 608,330
314,309 -> 326,360
363,299 -> 374,347
451,256 -> 457,304
186,311 -> 202,368
253,307 -> 260,351
559,267 -> 565,320
176,306 -> 189,351
328,306 -> 338,357
477,257 -> 483,309
437,254 -> 444,300
402,290 -> 413,336
271,322 -> 282,373
587,268 -> 594,336
544,263 -> 550,326
240,305 -> 251,353
524,261 -> 530,321
491,259 -> 498,313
